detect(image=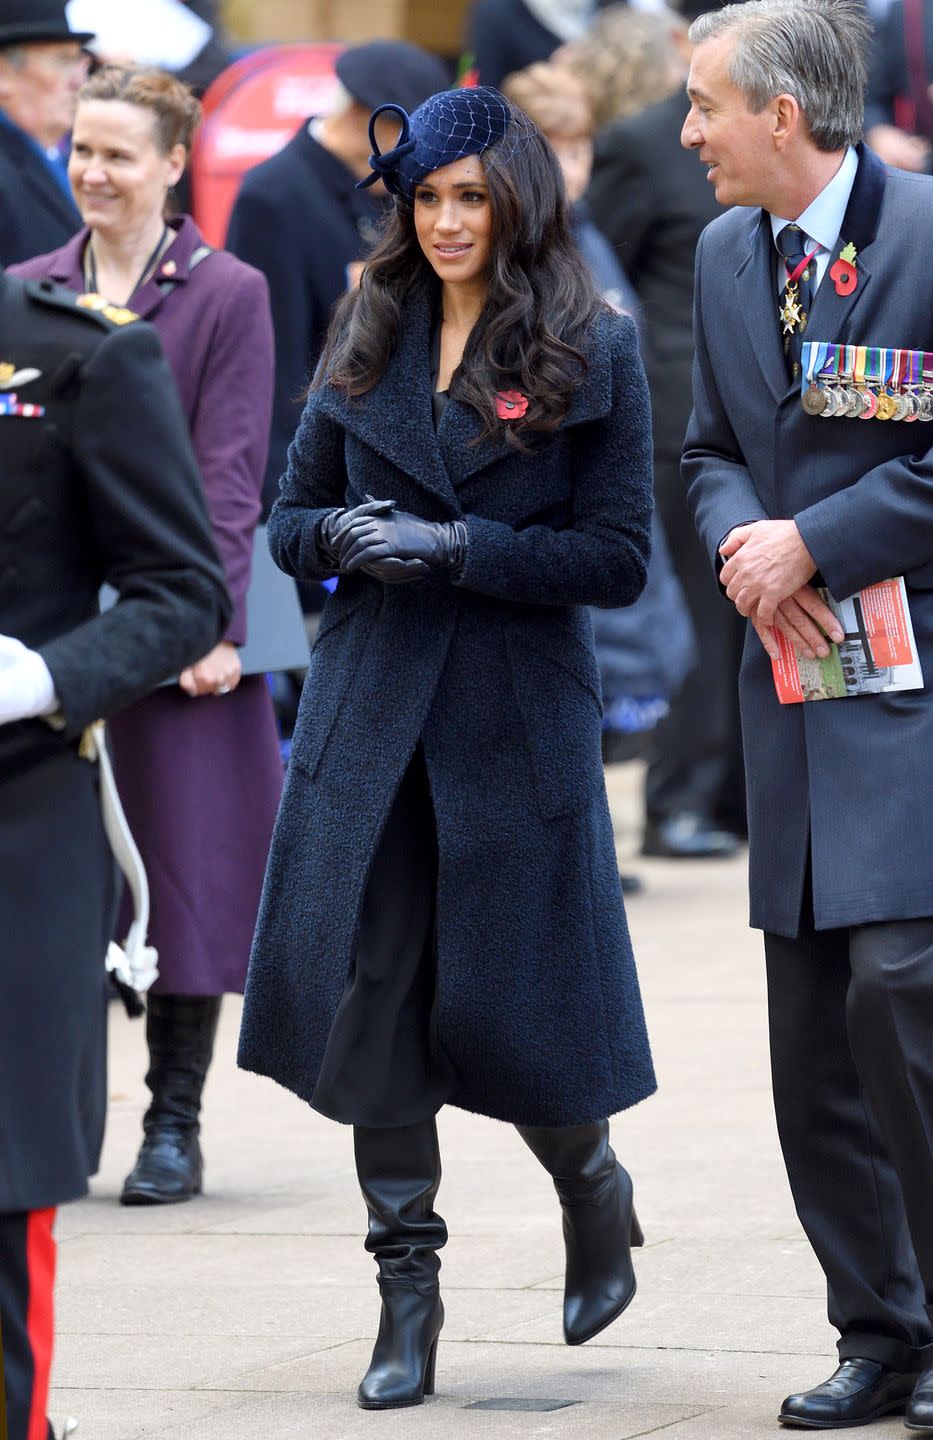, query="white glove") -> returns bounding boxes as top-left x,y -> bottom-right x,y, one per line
0,635 -> 58,725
